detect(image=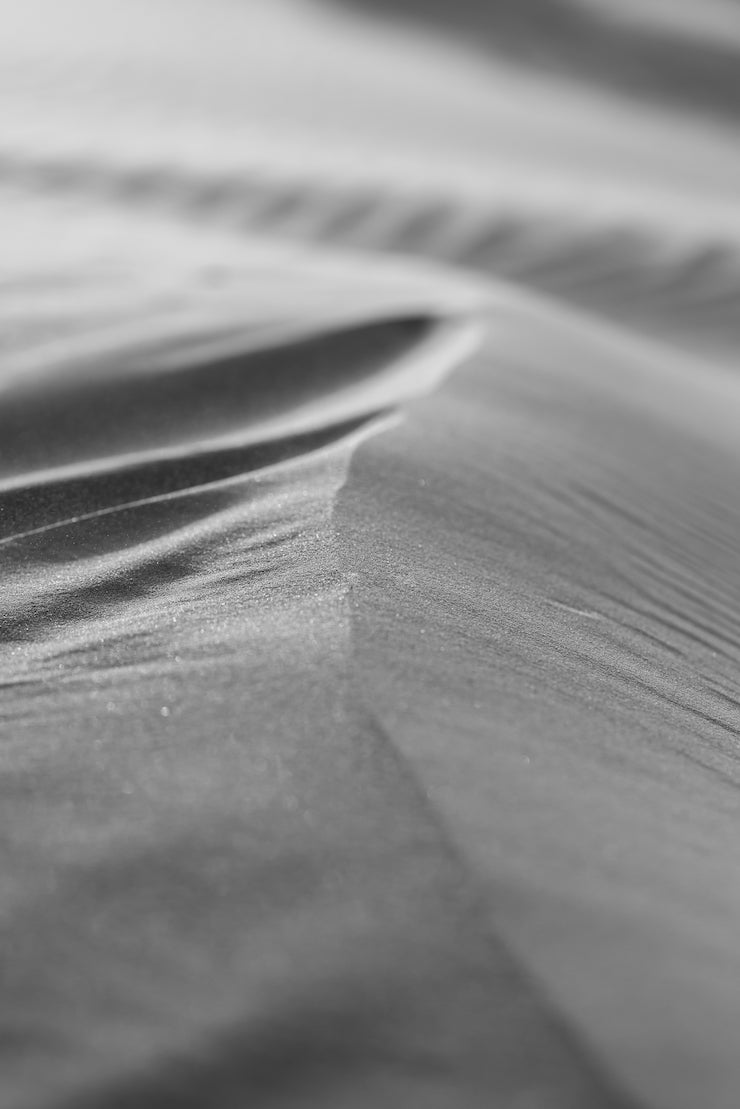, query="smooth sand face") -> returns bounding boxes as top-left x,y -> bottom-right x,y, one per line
338,299 -> 740,1109
2,1 -> 740,1107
